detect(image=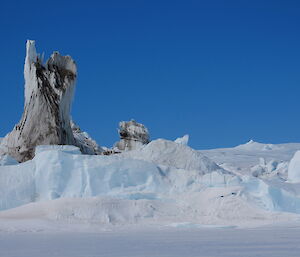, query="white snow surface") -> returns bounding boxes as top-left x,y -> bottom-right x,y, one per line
2,227 -> 300,257
288,151 -> 300,183
1,138 -> 300,231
